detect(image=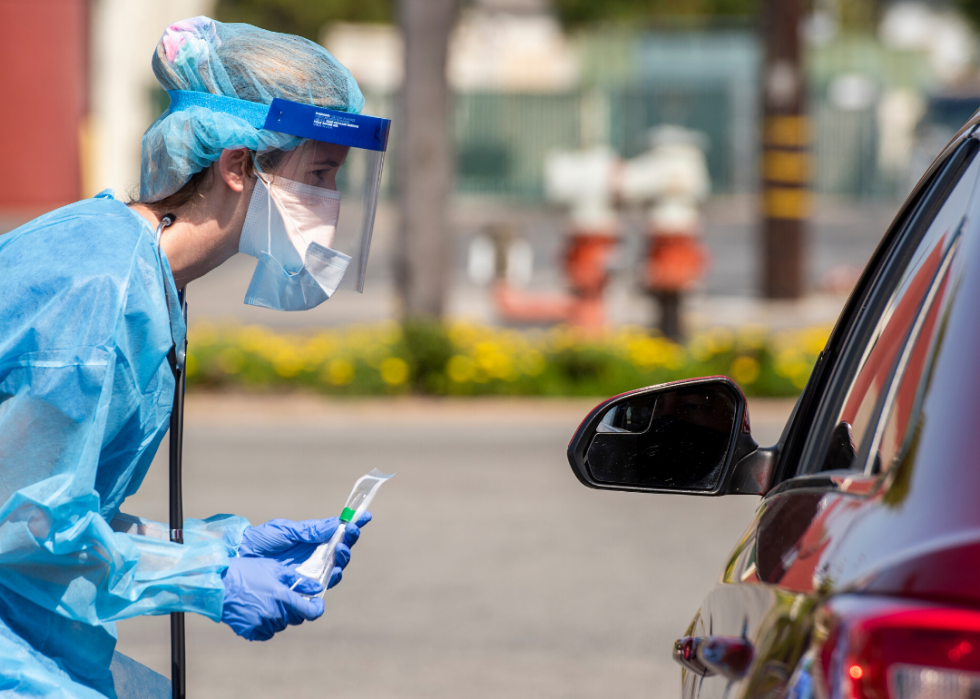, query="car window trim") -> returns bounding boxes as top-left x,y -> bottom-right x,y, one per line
799,137 -> 980,477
